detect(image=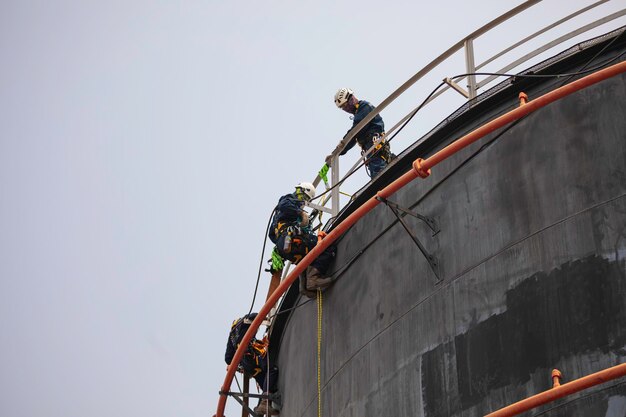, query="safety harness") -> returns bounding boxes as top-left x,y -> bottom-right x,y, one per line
227,315 -> 269,376
244,337 -> 269,377
365,132 -> 392,162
